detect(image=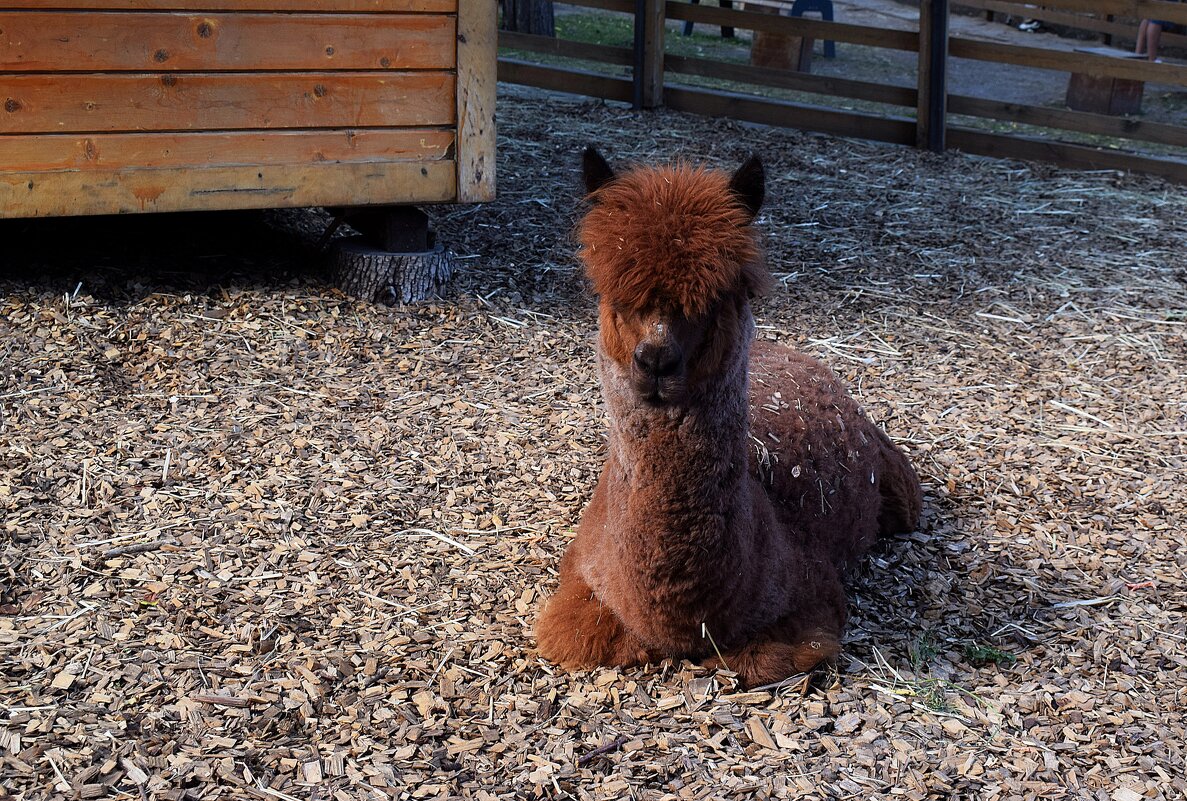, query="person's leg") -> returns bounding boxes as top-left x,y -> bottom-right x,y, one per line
1147,21 -> 1164,61
1136,19 -> 1150,55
